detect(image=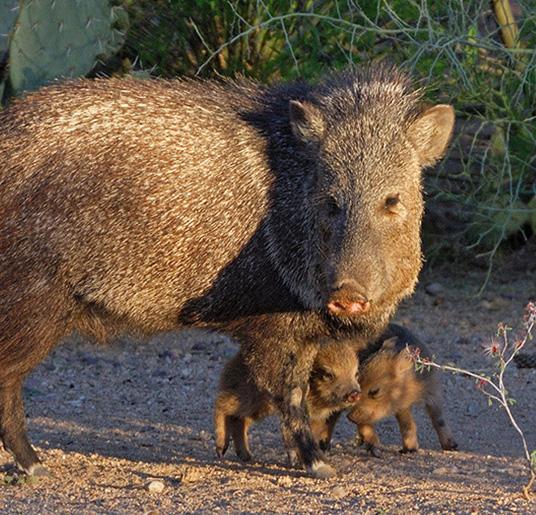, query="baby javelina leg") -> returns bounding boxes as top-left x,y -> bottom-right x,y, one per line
424,378 -> 458,451
356,423 -> 382,458
396,407 -> 419,453
214,352 -> 275,462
